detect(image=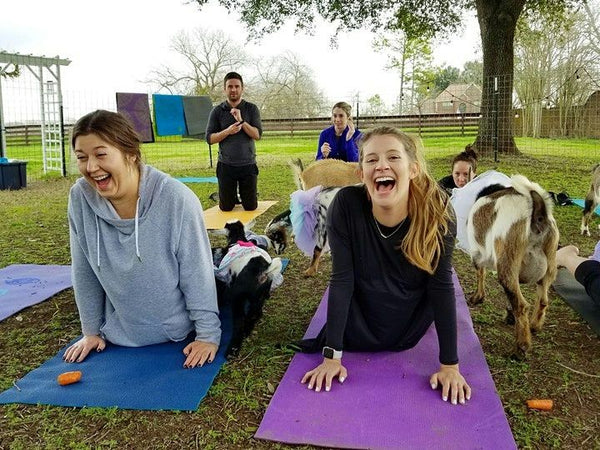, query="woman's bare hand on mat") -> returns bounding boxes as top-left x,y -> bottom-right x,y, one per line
183,341 -> 218,368
430,364 -> 471,405
63,335 -> 106,363
301,358 -> 347,392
